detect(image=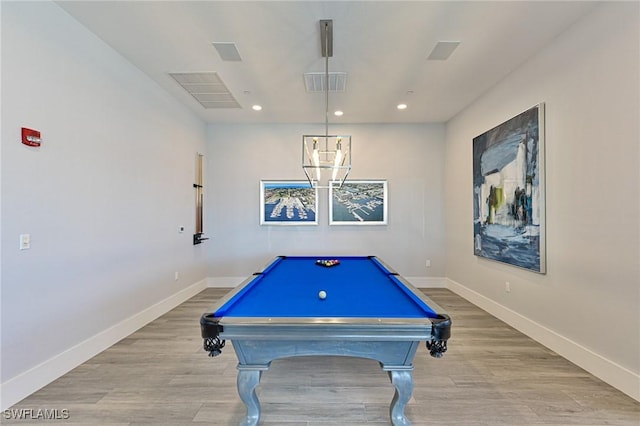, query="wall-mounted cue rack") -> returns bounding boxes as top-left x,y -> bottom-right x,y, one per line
193,153 -> 208,245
